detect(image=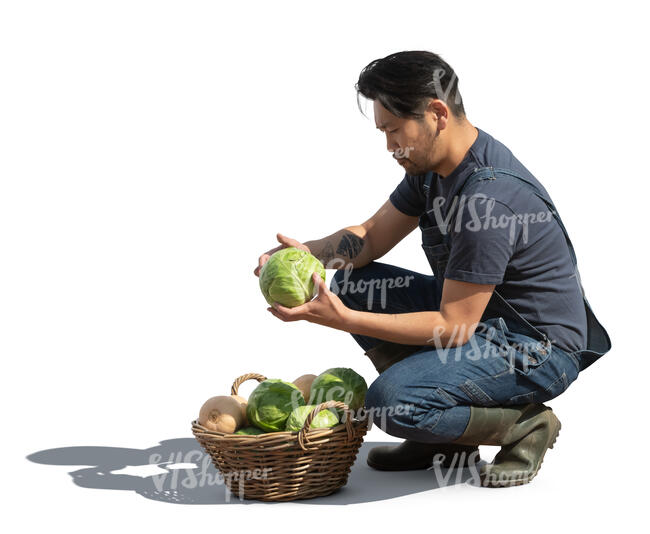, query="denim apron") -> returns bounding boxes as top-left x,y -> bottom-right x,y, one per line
419,165 -> 611,372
